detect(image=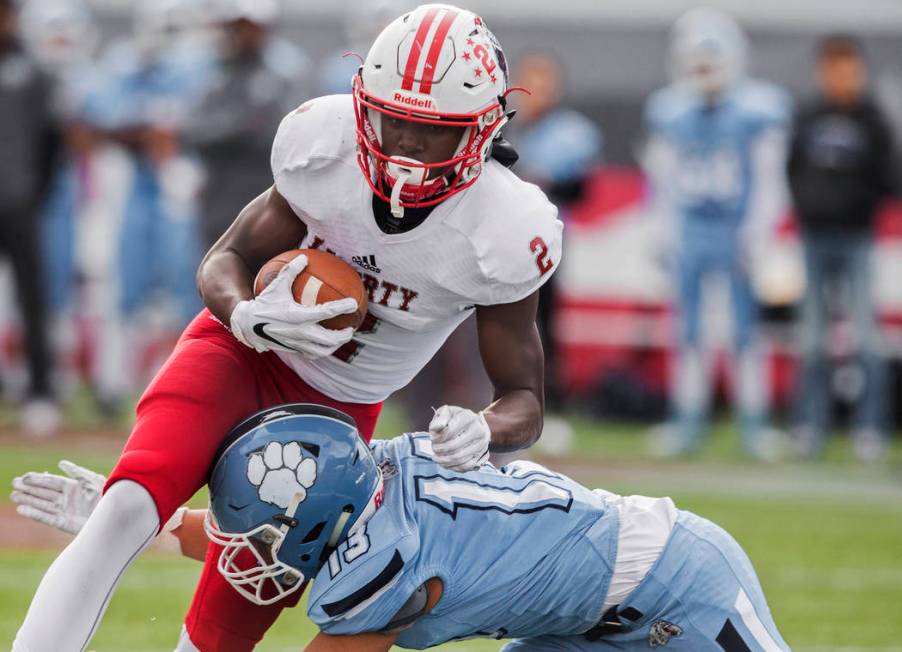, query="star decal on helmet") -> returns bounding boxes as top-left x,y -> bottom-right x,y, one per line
246,441 -> 317,509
